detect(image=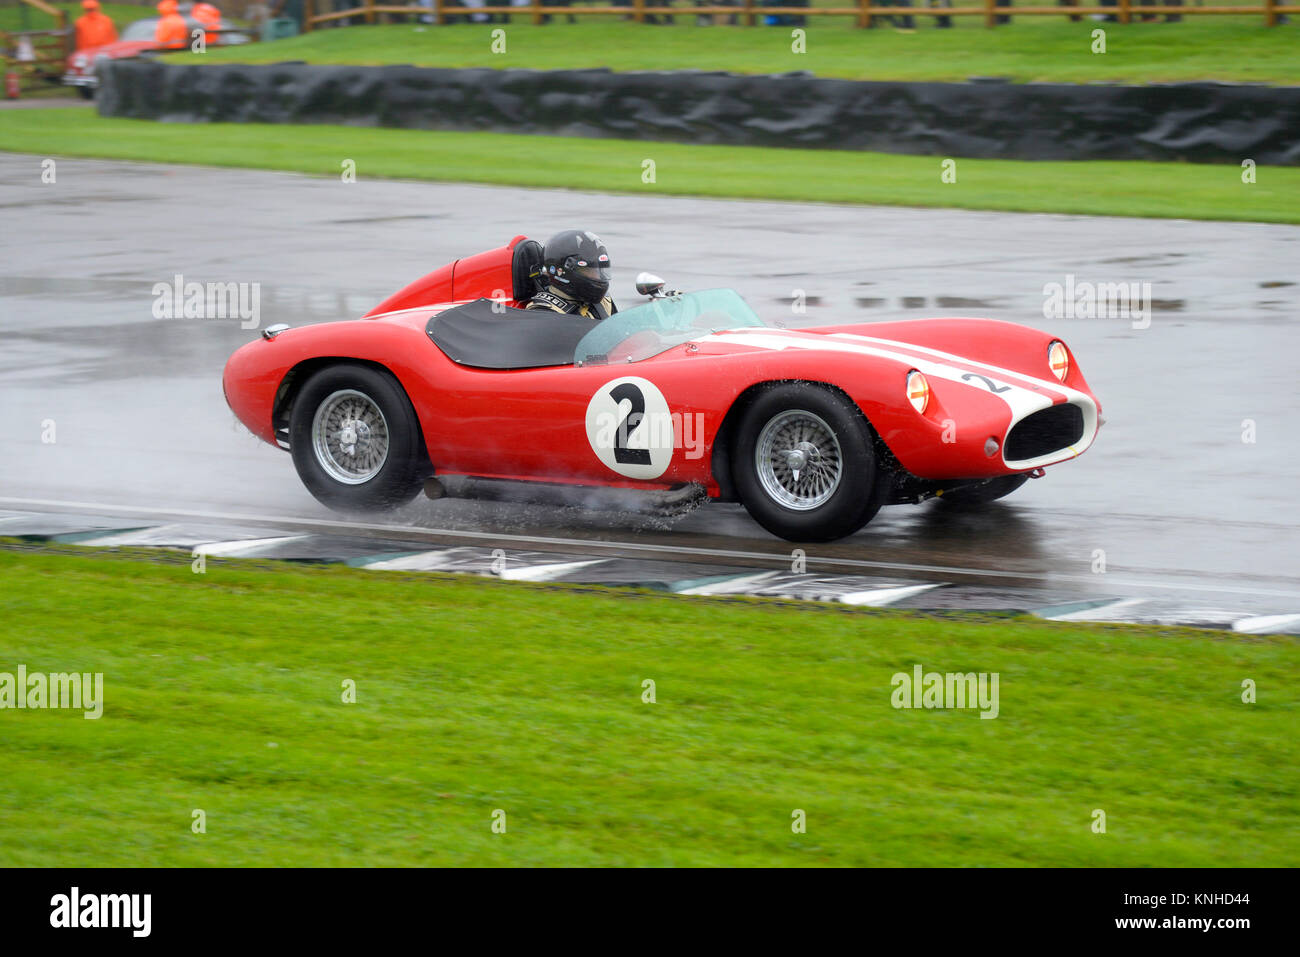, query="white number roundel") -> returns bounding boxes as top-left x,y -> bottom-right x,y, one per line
585,376 -> 675,480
